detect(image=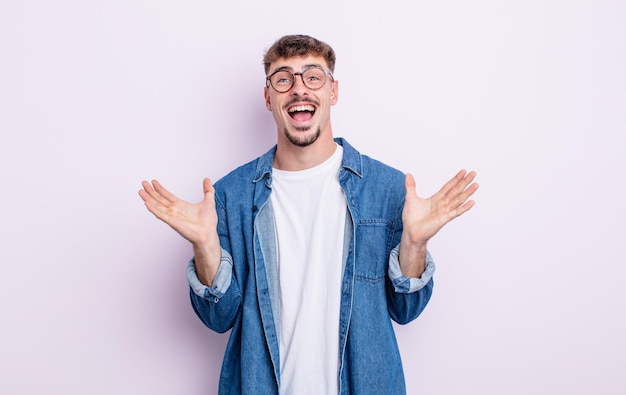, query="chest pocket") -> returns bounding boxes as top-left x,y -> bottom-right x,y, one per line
353,219 -> 393,283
